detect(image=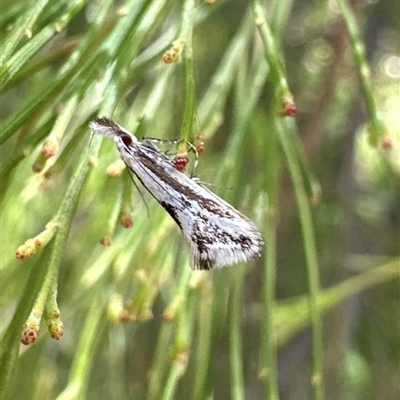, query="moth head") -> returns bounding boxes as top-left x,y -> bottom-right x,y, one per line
89,117 -> 137,147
